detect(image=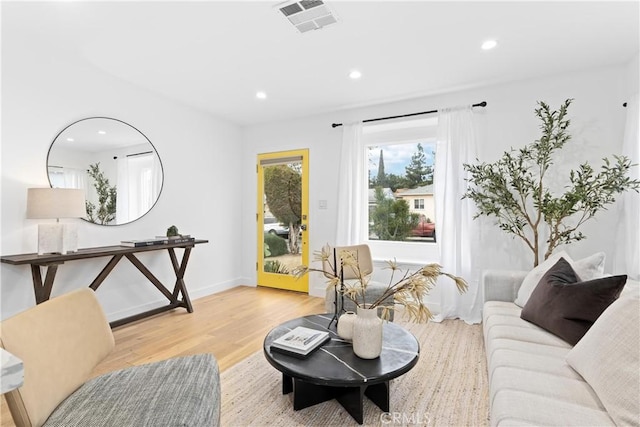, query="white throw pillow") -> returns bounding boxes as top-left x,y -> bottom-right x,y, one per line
514,251 -> 569,307
566,293 -> 640,427
571,252 -> 607,282
514,251 -> 605,307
